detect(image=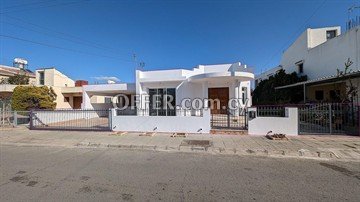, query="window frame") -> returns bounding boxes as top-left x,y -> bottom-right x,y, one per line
149,88 -> 176,116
